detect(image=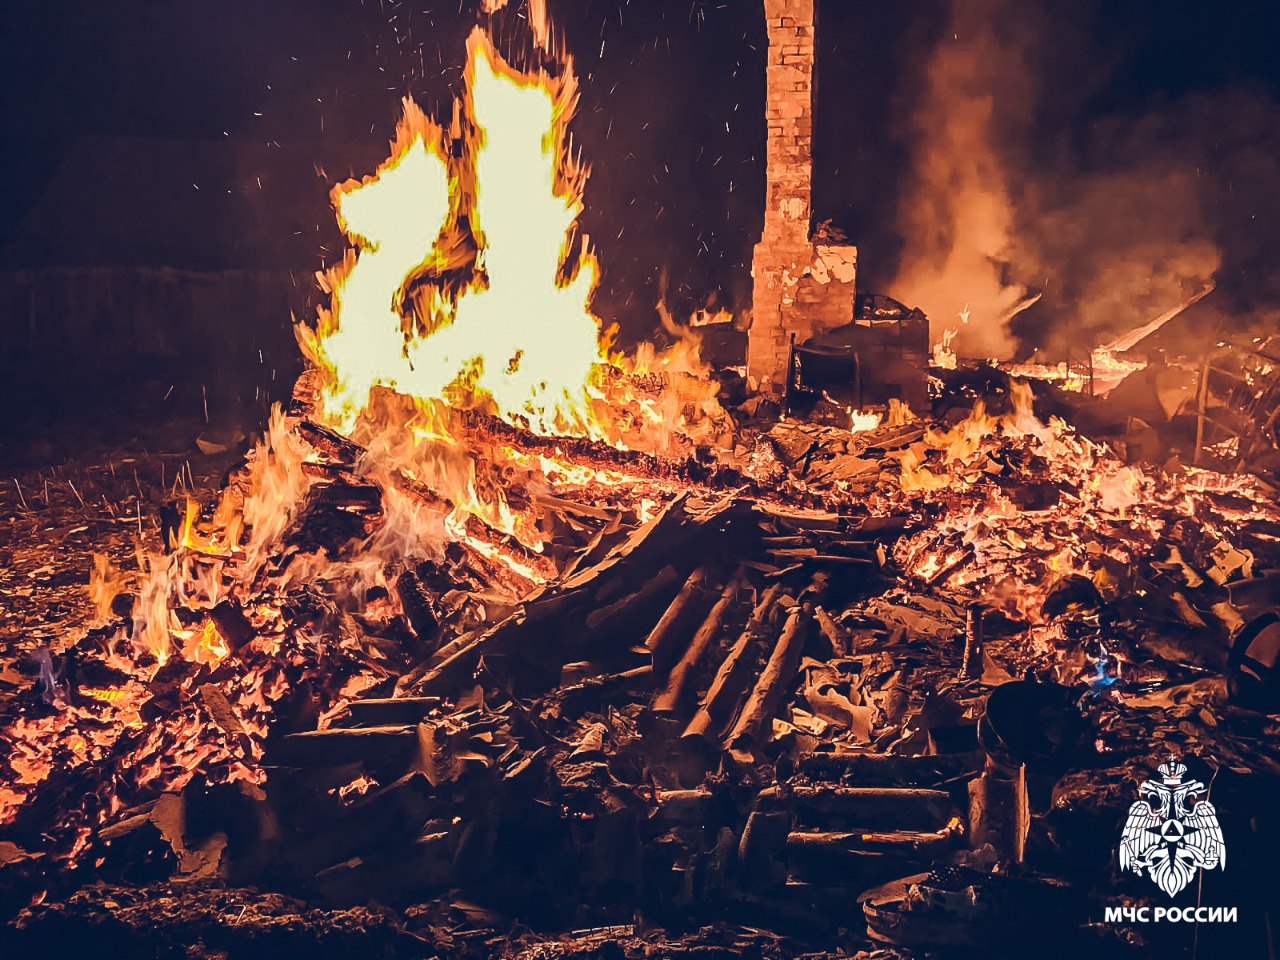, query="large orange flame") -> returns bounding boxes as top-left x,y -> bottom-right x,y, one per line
306,29 -> 610,440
